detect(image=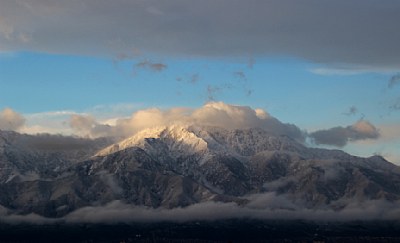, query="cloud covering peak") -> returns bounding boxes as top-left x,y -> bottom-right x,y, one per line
69,102 -> 305,142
